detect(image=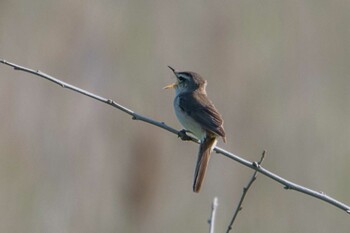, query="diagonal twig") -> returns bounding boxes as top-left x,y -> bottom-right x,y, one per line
226,150 -> 266,233
1,59 -> 350,215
